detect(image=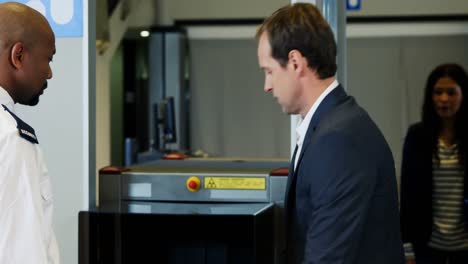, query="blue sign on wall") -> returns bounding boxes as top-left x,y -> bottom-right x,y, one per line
0,0 -> 83,38
346,0 -> 361,11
